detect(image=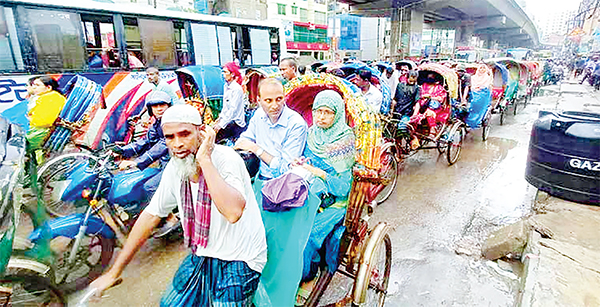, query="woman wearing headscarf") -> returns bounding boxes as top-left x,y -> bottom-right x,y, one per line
293,90 -> 356,304
214,61 -> 246,142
